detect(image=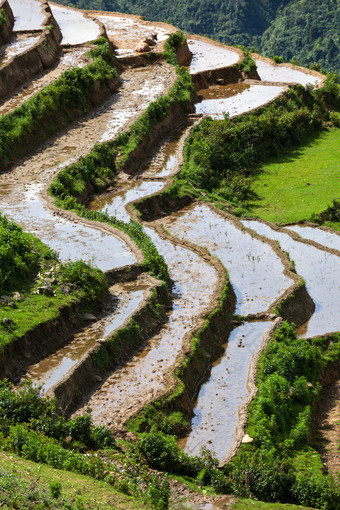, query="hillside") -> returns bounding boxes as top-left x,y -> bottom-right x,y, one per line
0,1 -> 339,509
57,0 -> 340,73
